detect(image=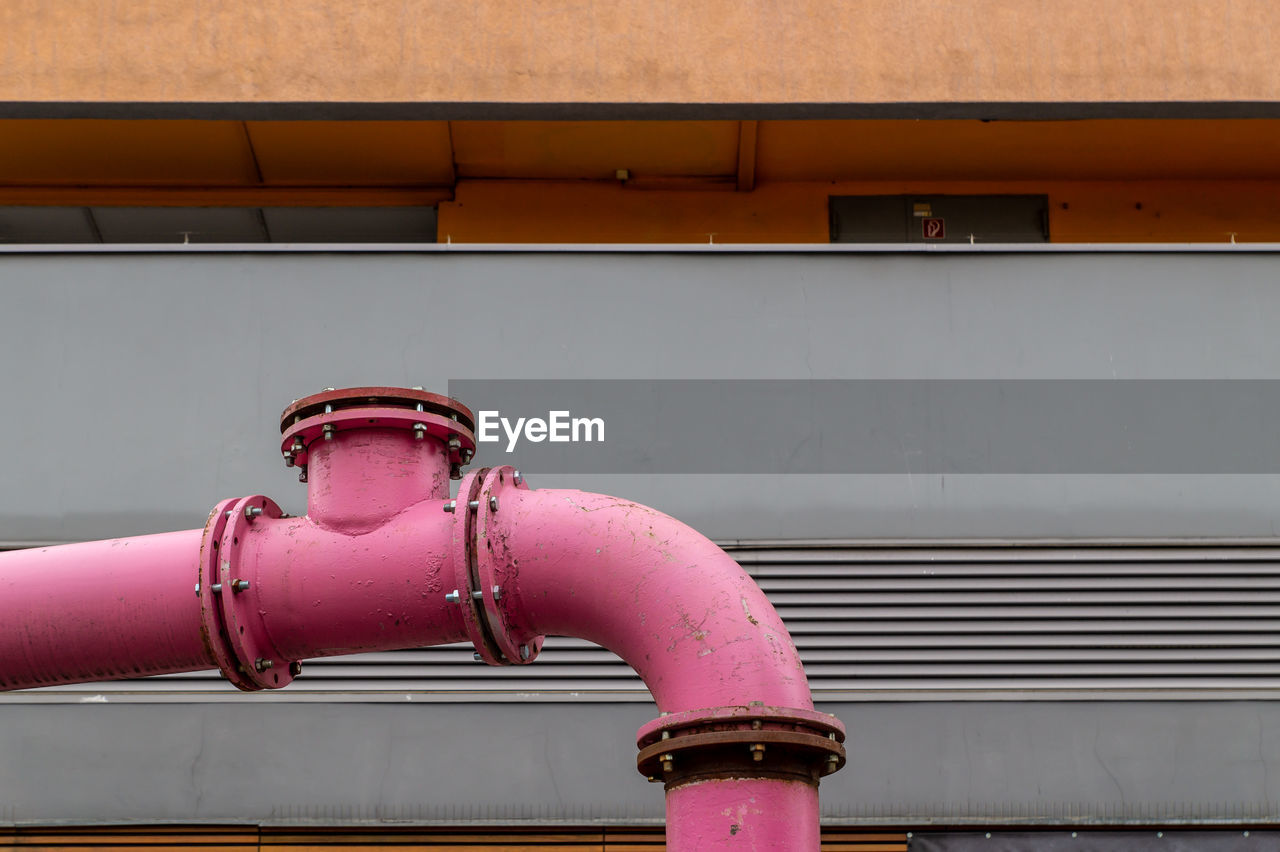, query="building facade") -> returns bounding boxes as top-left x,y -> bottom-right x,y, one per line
1,3 -> 1279,850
